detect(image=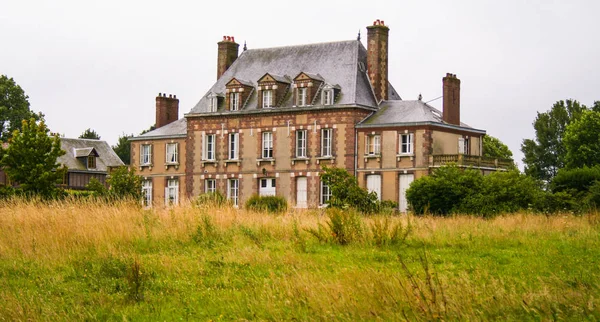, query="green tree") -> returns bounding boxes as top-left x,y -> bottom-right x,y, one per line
1,118 -> 66,198
521,99 -> 586,182
112,133 -> 133,164
107,166 -> 142,200
563,109 -> 600,169
79,128 -> 101,140
482,135 -> 513,159
0,75 -> 42,142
